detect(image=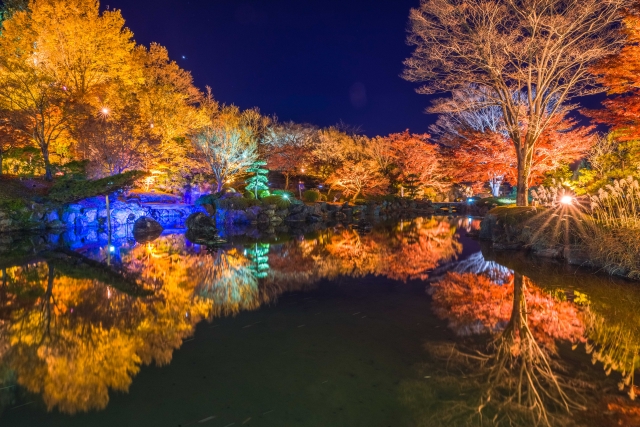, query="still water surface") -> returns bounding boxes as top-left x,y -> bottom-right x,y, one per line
0,217 -> 639,426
